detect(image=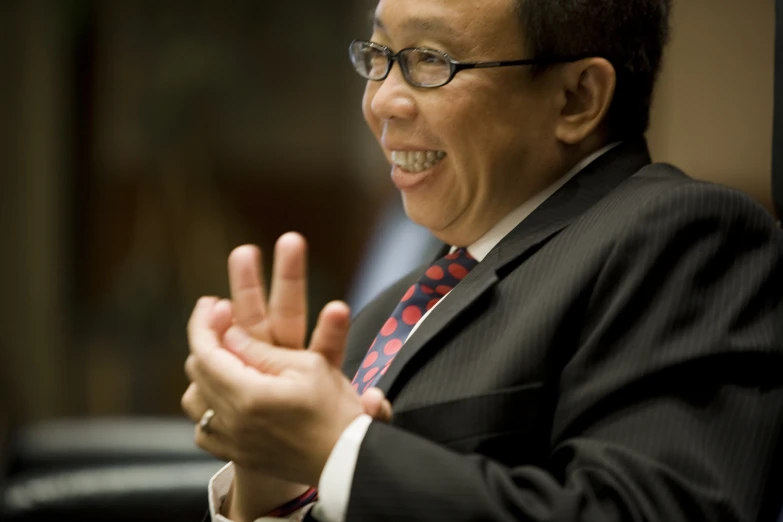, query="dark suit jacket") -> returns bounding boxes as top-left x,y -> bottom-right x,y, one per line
330,139 -> 783,522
